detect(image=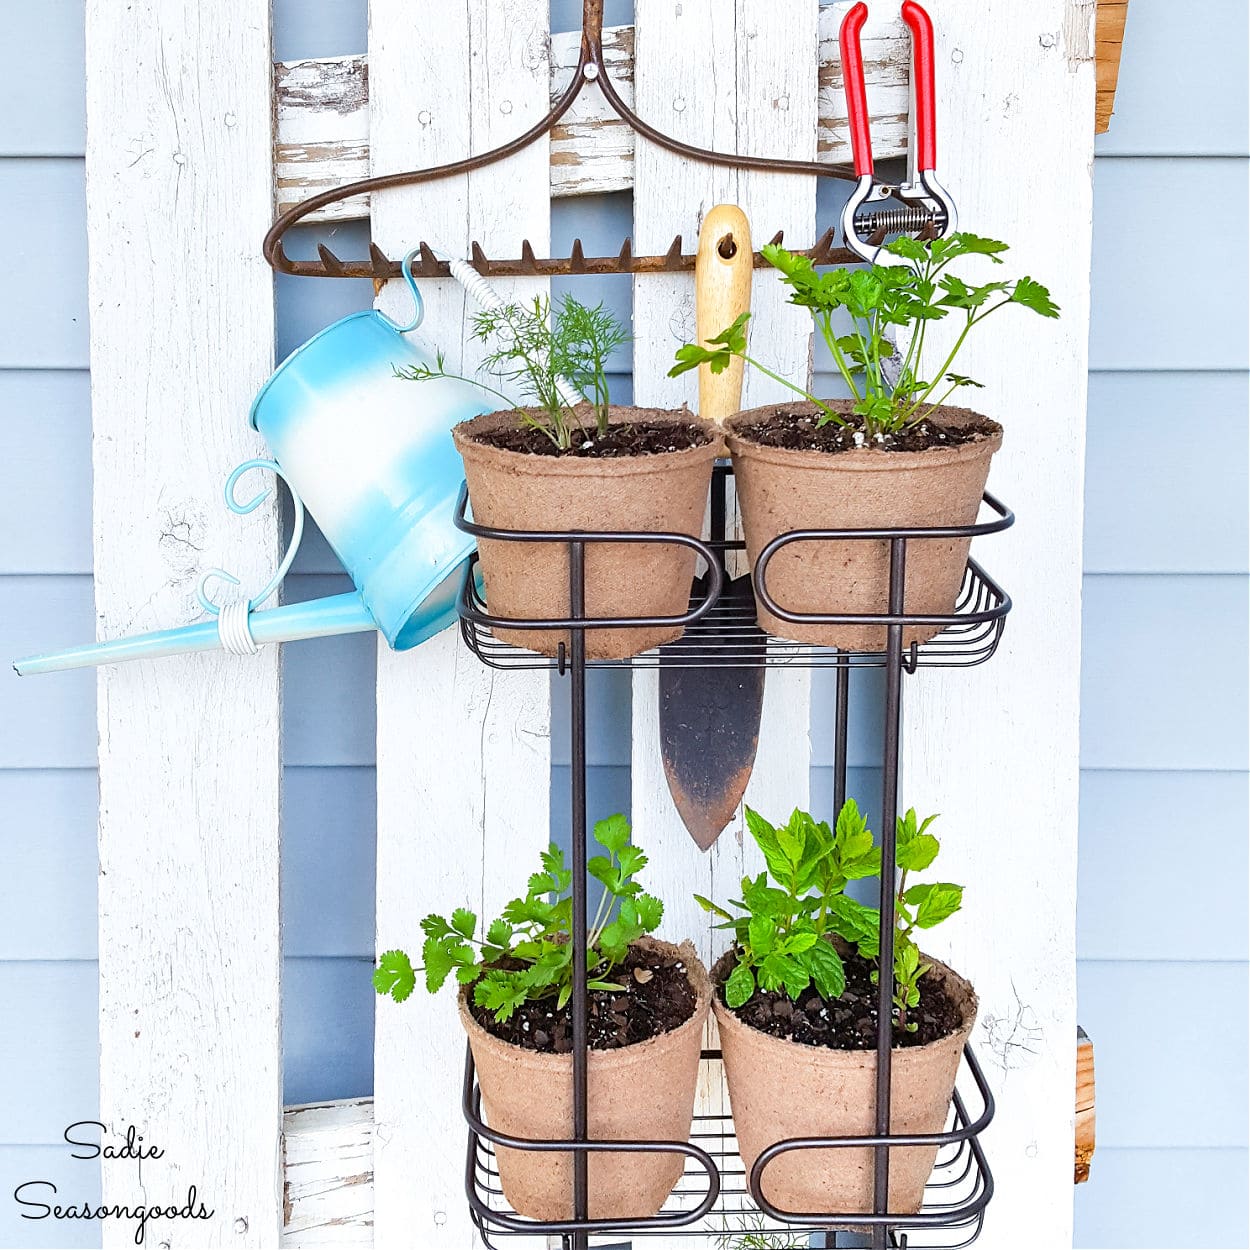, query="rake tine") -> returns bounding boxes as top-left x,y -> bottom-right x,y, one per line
812,227 -> 837,262
663,234 -> 684,271
570,238 -> 586,273
520,239 -> 538,273
368,242 -> 391,276
417,242 -> 441,275
471,241 -> 490,274
316,244 -> 345,276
